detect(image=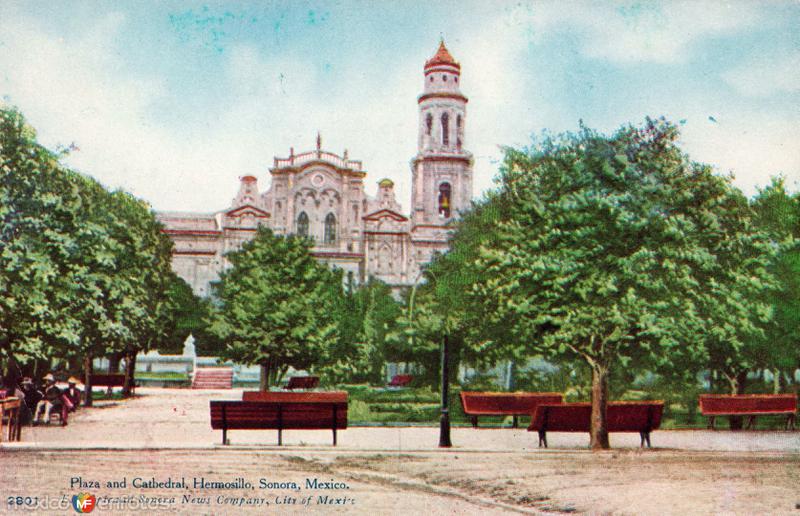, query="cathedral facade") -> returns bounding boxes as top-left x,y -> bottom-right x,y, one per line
158,42 -> 473,296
